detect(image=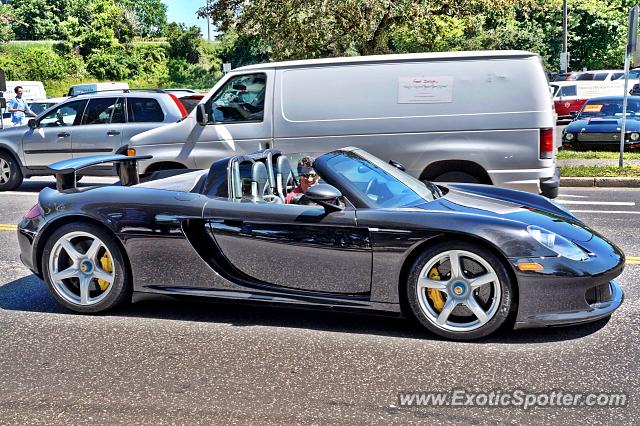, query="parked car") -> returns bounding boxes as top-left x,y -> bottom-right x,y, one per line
562,95 -> 640,150
0,90 -> 190,190
553,70 -> 625,82
67,82 -> 129,96
17,148 -> 624,340
129,51 -> 559,198
550,81 -> 627,120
